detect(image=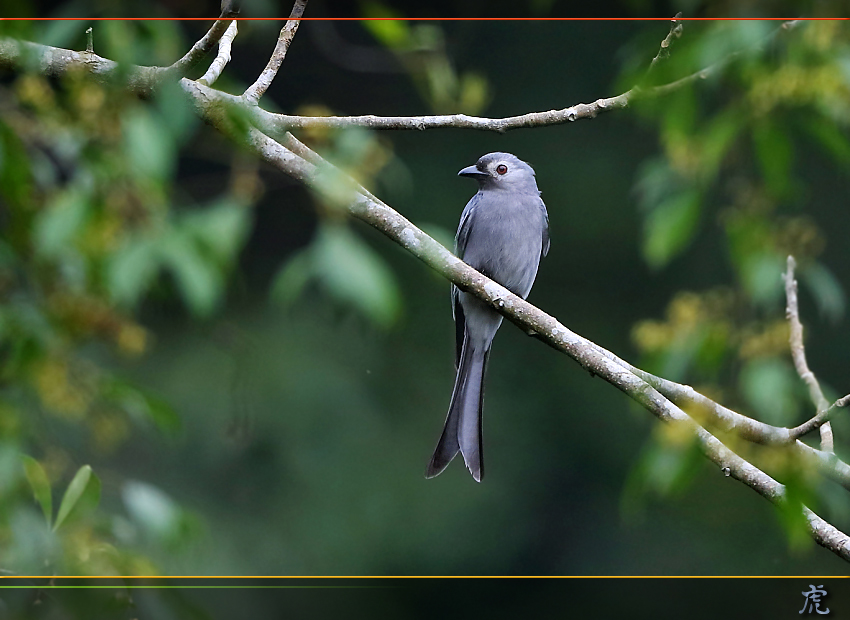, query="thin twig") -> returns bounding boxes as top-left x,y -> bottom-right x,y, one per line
160,12 -> 238,81
789,395 -> 850,442
242,0 -> 308,106
647,12 -> 683,73
254,93 -> 631,133
785,255 -> 835,450
652,19 -> 802,98
197,21 -> 238,87
0,18 -> 802,128
251,17 -> 798,133
85,27 -> 93,54
576,329 -> 850,491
